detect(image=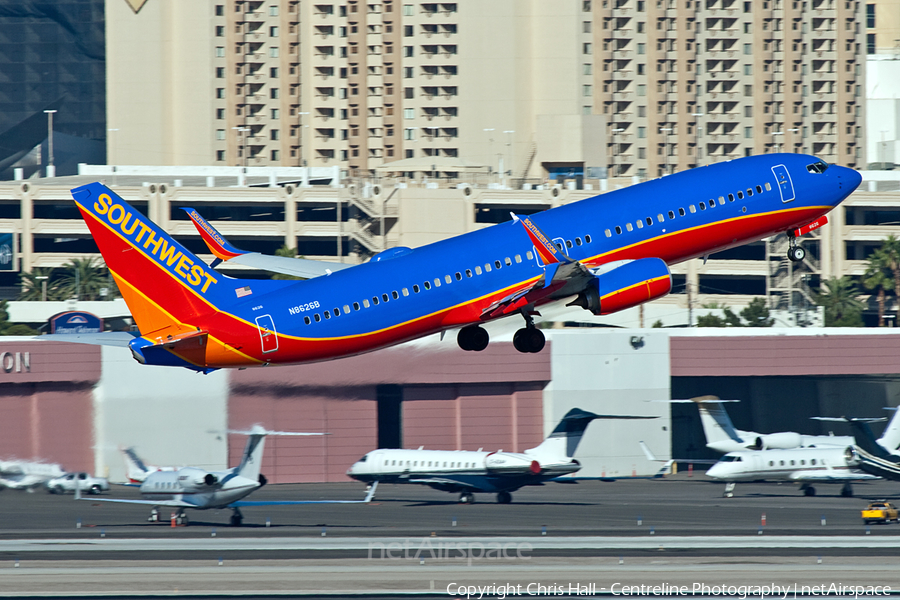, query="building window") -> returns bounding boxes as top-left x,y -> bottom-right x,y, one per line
404,46 -> 414,57
216,129 -> 226,140
867,33 -> 876,54
583,42 -> 592,54
271,108 -> 279,119
270,47 -> 279,58
271,129 -> 279,141
269,5 -> 278,16
270,67 -> 278,78
270,26 -> 278,37
215,5 -> 224,16
216,150 -> 225,161
215,46 -> 225,57
216,88 -> 225,99
637,43 -> 645,54
216,26 -> 224,36
866,3 -> 875,28
216,108 -> 225,119
404,66 -> 414,78
404,25 -> 414,36
271,88 -> 279,99
404,108 -> 414,119
403,4 -> 414,15
271,149 -> 280,160
404,128 -> 415,140
583,85 -> 592,97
